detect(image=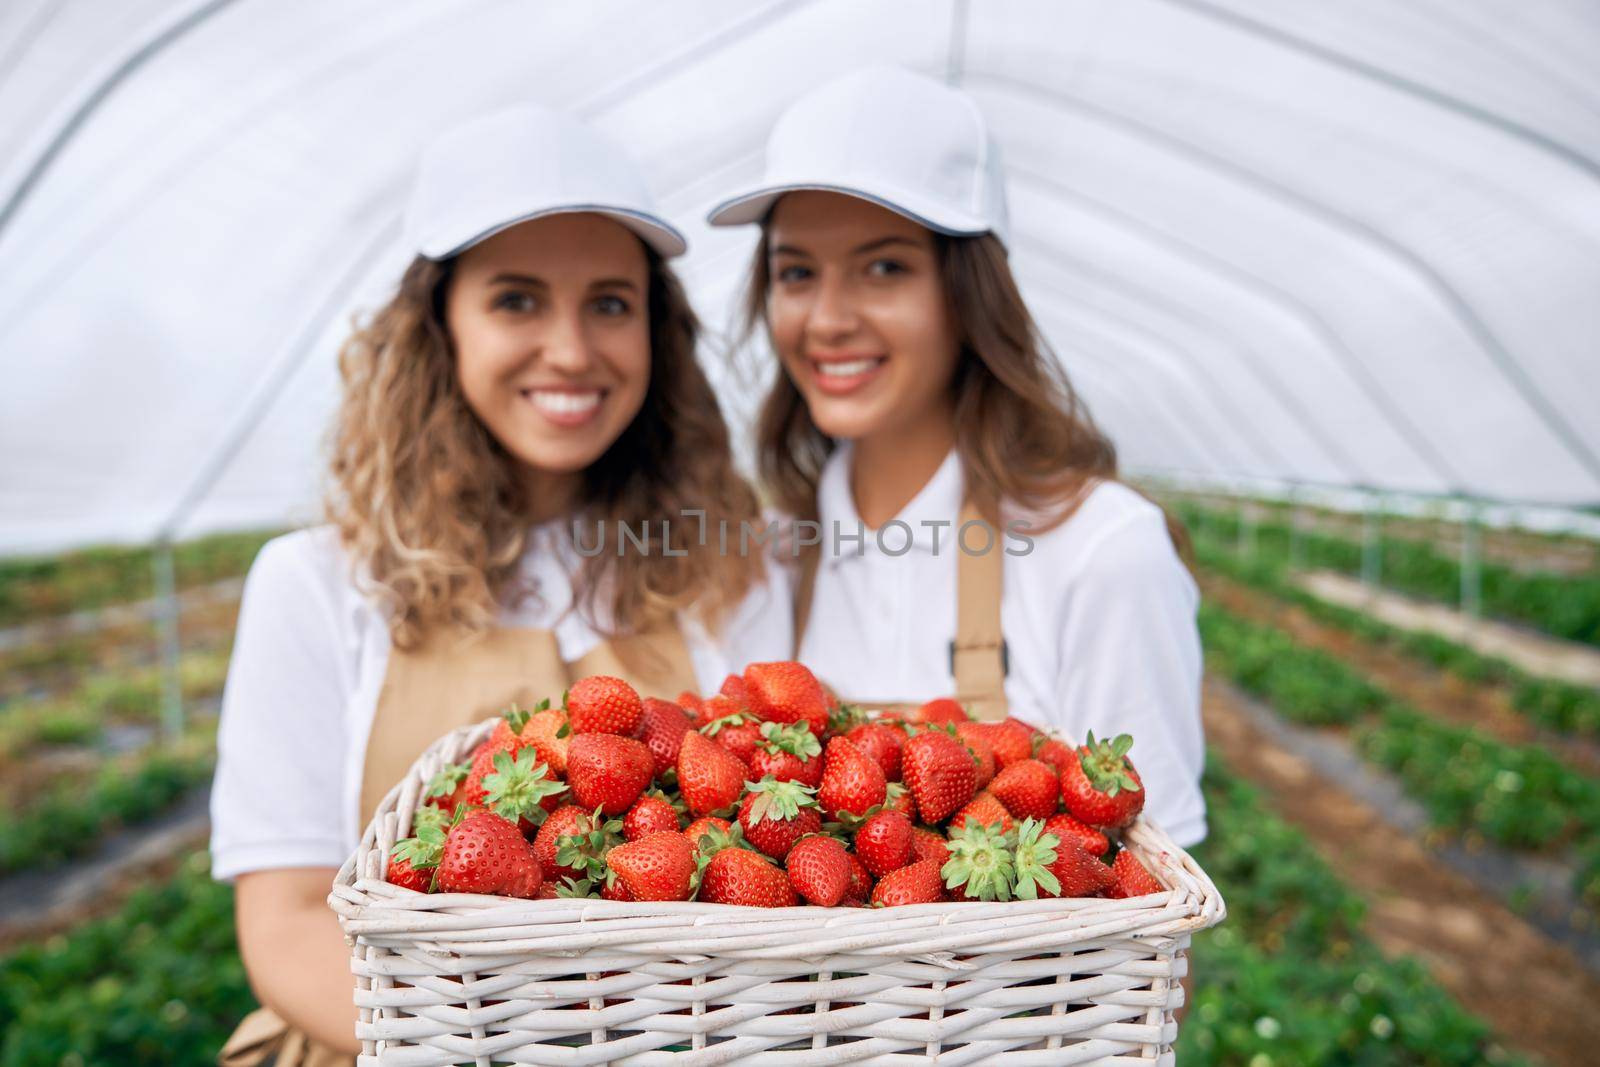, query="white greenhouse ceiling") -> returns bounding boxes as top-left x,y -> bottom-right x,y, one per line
2,0 -> 1597,553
